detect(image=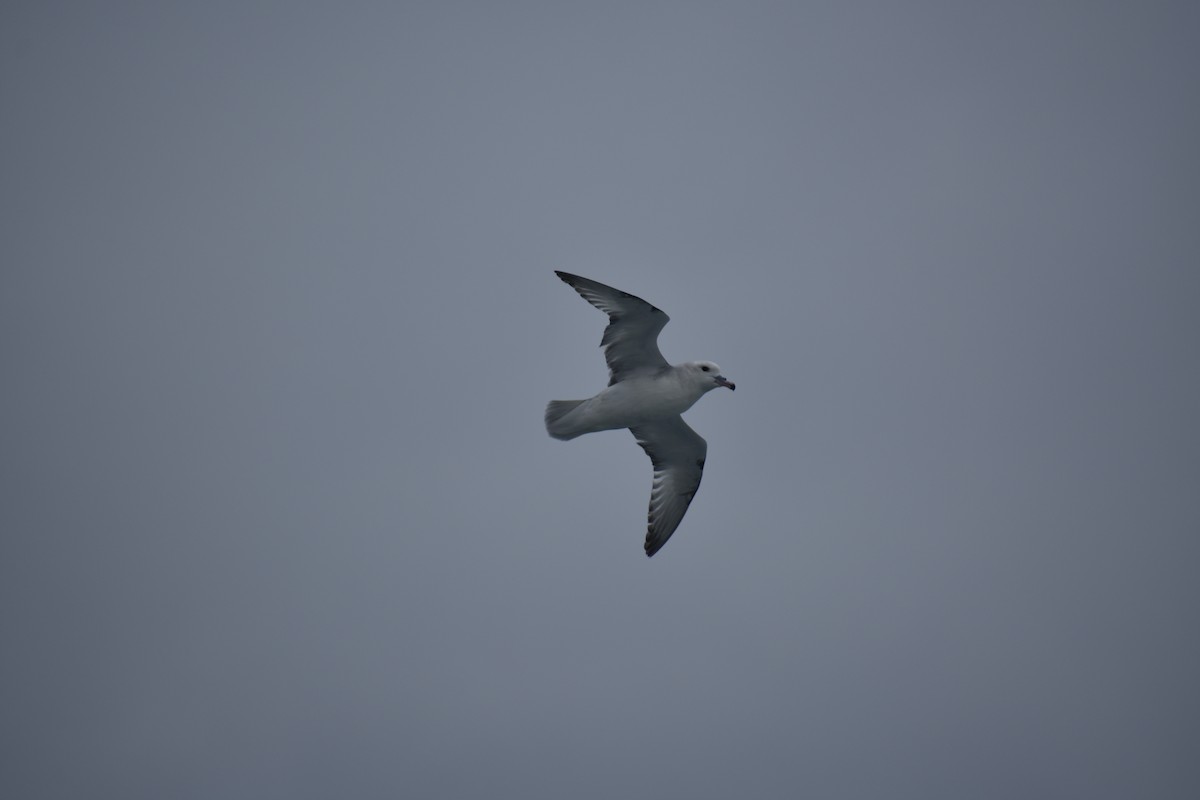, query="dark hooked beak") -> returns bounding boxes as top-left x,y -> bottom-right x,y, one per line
714,376 -> 736,391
